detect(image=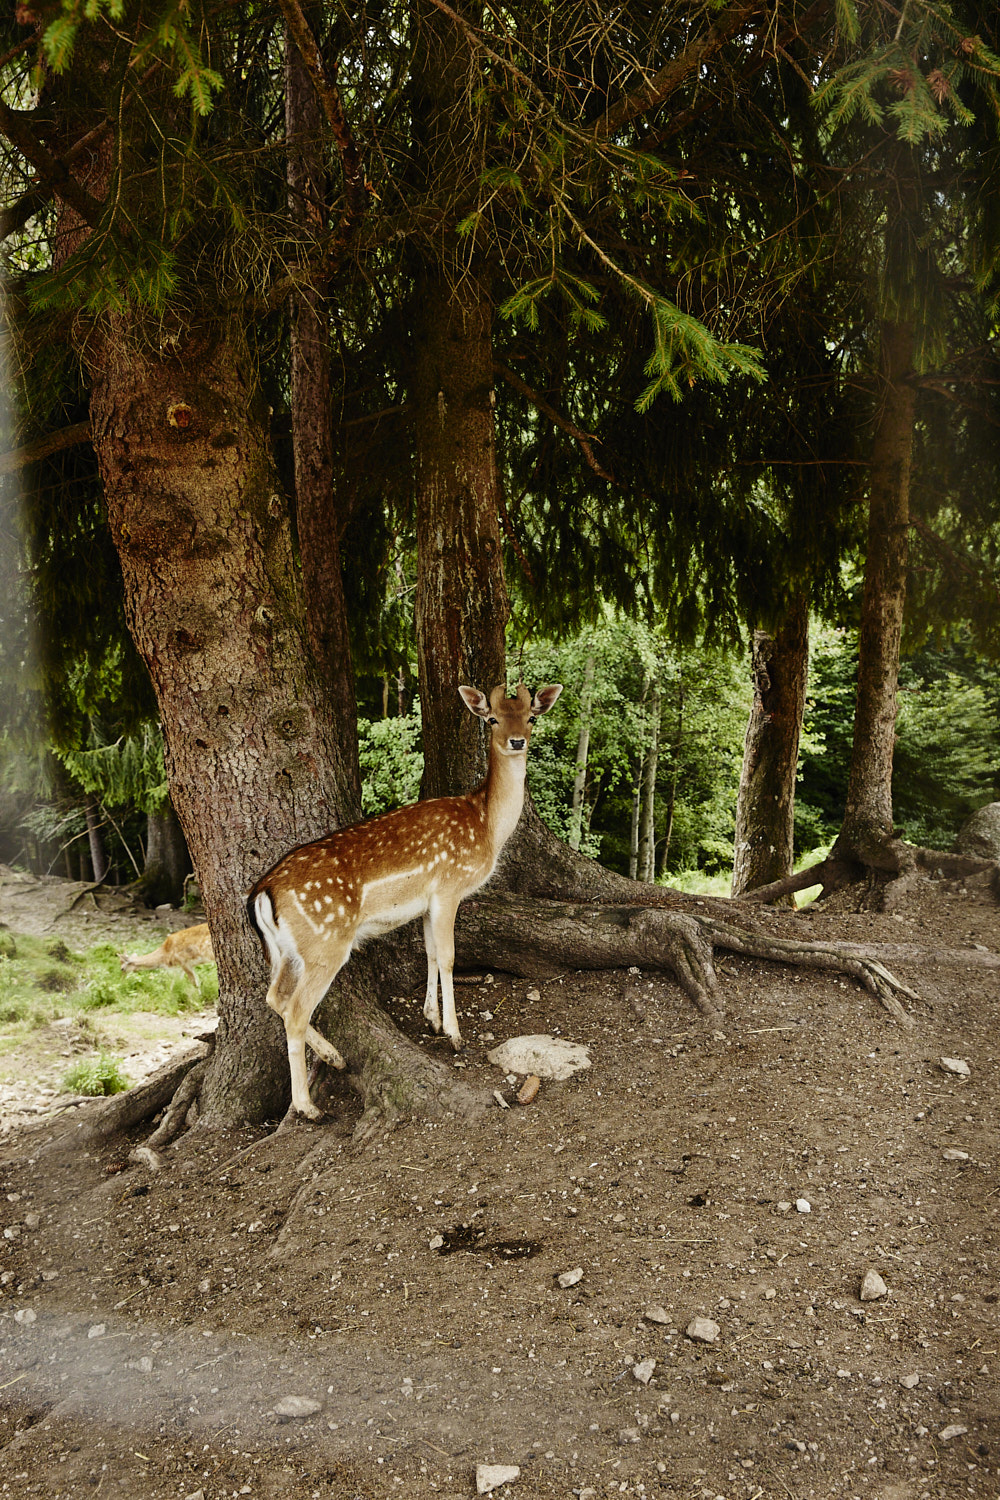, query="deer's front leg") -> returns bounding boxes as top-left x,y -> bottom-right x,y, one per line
422,912 -> 441,1033
429,897 -> 462,1051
